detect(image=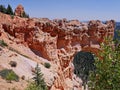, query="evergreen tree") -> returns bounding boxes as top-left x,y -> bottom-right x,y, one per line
6,4 -> 13,15
32,63 -> 47,89
25,64 -> 48,90
0,5 -> 7,13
